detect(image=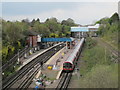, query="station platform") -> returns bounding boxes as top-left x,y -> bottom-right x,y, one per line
45,47 -> 74,71
46,41 -> 79,88
28,39 -> 81,88
29,46 -> 76,88
17,43 -> 62,71
40,40 -> 80,88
